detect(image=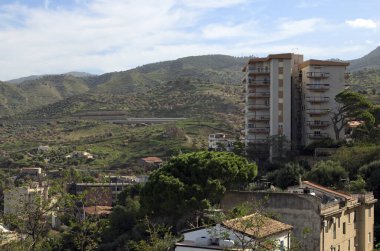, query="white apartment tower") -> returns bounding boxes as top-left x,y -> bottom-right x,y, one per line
299,60 -> 349,146
242,54 -> 349,156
